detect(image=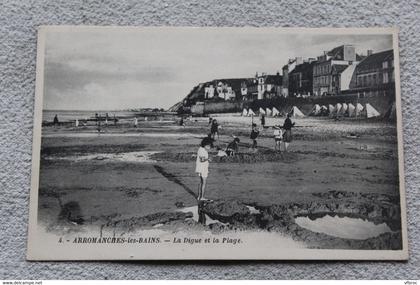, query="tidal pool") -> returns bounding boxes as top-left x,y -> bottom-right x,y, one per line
44,151 -> 161,163
295,214 -> 393,240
